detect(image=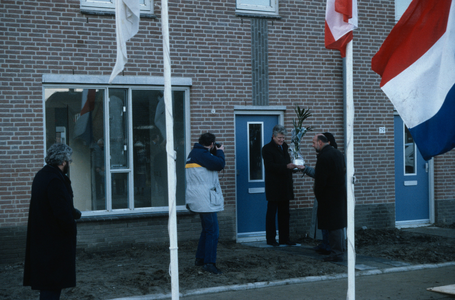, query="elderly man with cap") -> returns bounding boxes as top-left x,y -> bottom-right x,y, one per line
311,133 -> 347,262
303,132 -> 339,255
24,143 -> 81,300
